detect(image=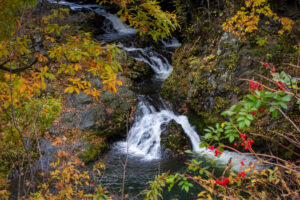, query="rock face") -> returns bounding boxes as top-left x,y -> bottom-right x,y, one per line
50,76 -> 137,135
161,120 -> 191,157
49,75 -> 137,162
161,32 -> 255,131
